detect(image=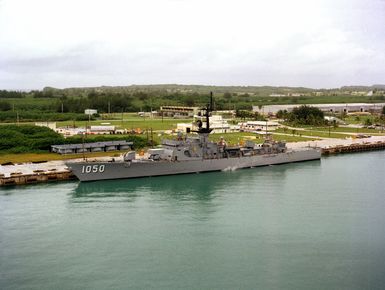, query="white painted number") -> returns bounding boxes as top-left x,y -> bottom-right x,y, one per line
81,165 -> 105,174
